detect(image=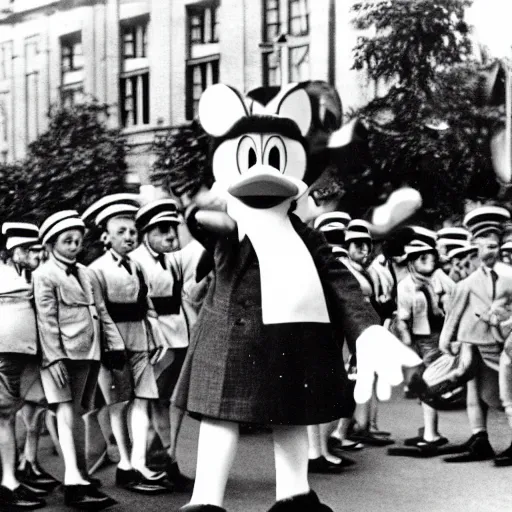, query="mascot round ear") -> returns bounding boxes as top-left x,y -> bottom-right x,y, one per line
198,84 -> 249,137
276,87 -> 312,136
